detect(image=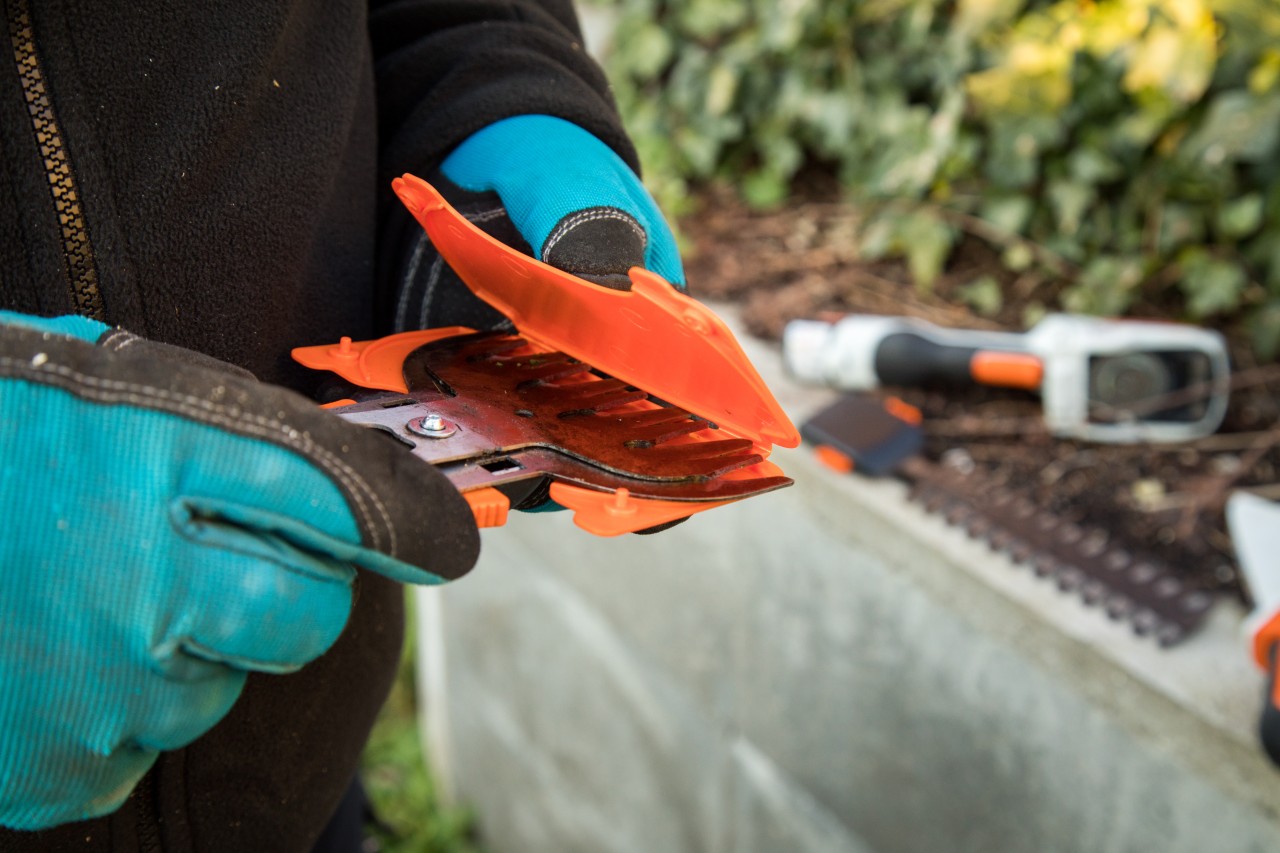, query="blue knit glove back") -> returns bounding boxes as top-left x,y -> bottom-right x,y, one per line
390,115 -> 684,334
0,313 -> 479,830
443,114 -> 684,288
